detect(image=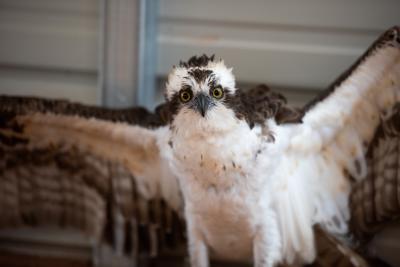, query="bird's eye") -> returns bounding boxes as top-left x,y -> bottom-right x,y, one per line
180,89 -> 192,103
211,86 -> 224,99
